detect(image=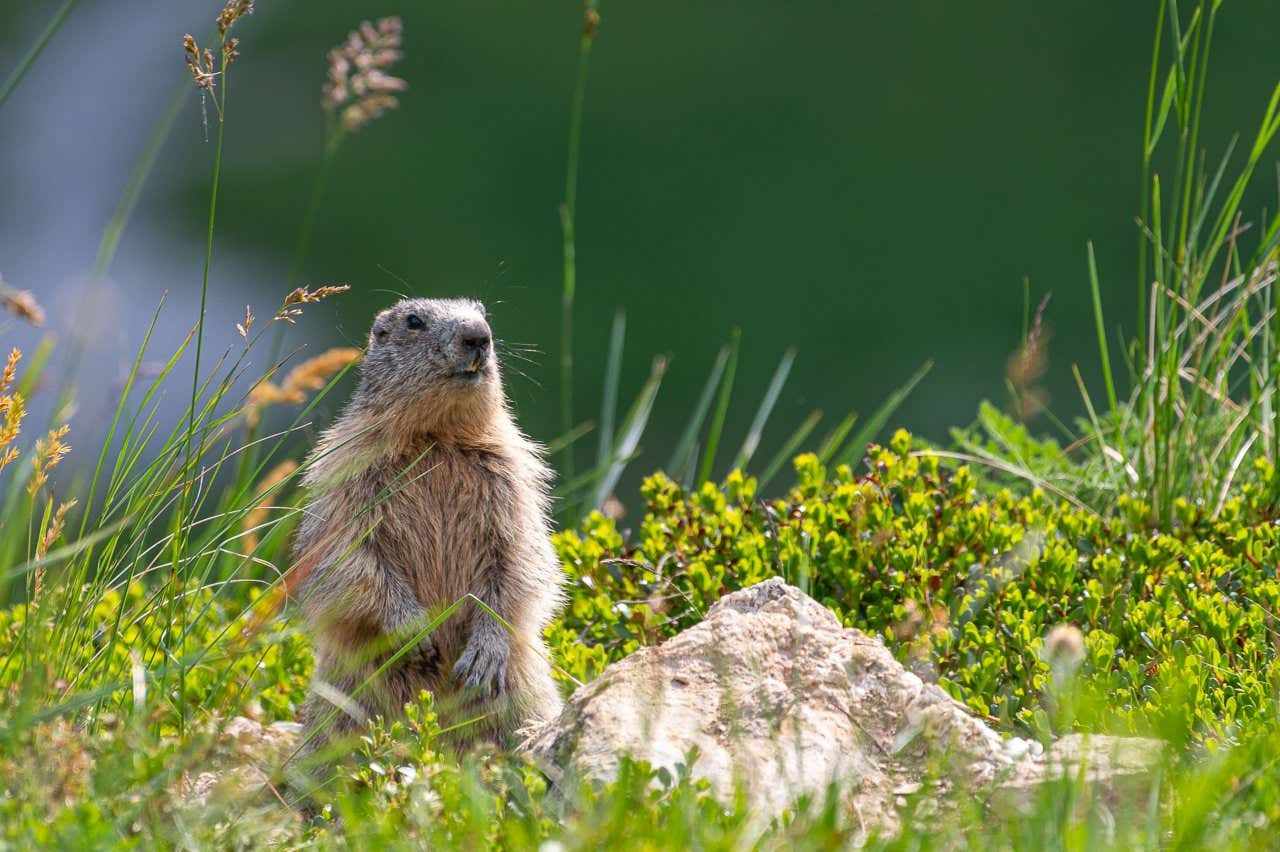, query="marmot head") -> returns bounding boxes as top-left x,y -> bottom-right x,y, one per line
356,297 -> 505,436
